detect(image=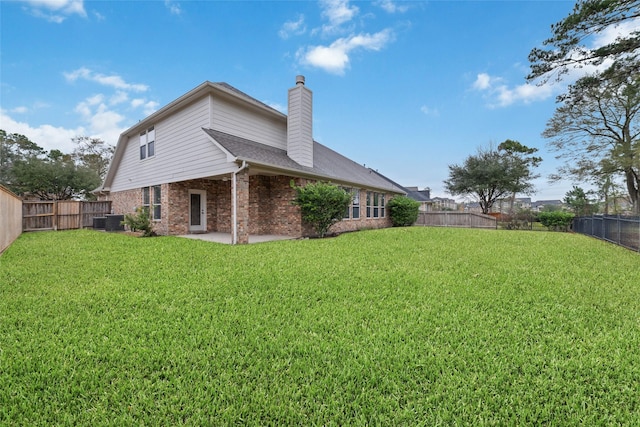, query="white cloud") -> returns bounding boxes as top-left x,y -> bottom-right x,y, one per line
321,0 -> 358,27
164,0 -> 182,15
0,65 -> 159,153
10,106 -> 29,114
110,91 -> 129,106
317,0 -> 359,35
0,109 -> 85,154
472,72 -> 556,107
472,73 -> 493,90
142,101 -> 159,116
299,29 -> 394,74
376,0 -> 409,14
279,14 -> 306,39
131,99 -> 145,109
591,18 -> 640,49
64,67 -> 148,92
21,0 -> 86,22
495,81 -> 555,107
